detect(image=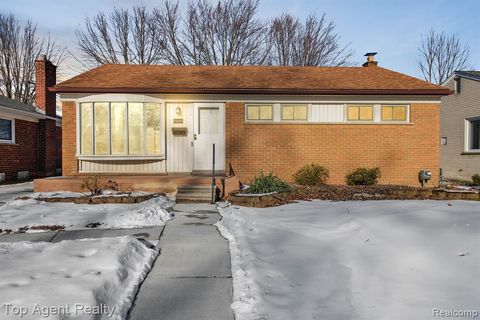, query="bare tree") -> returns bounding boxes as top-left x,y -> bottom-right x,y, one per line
75,6 -> 164,66
0,14 -> 65,104
269,13 -> 352,66
418,29 -> 470,84
77,0 -> 351,67
153,0 -> 269,65
152,1 -> 187,65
